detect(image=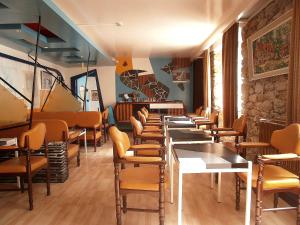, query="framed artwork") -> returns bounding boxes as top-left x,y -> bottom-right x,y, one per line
247,10 -> 292,80
91,90 -> 99,101
40,71 -> 53,90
